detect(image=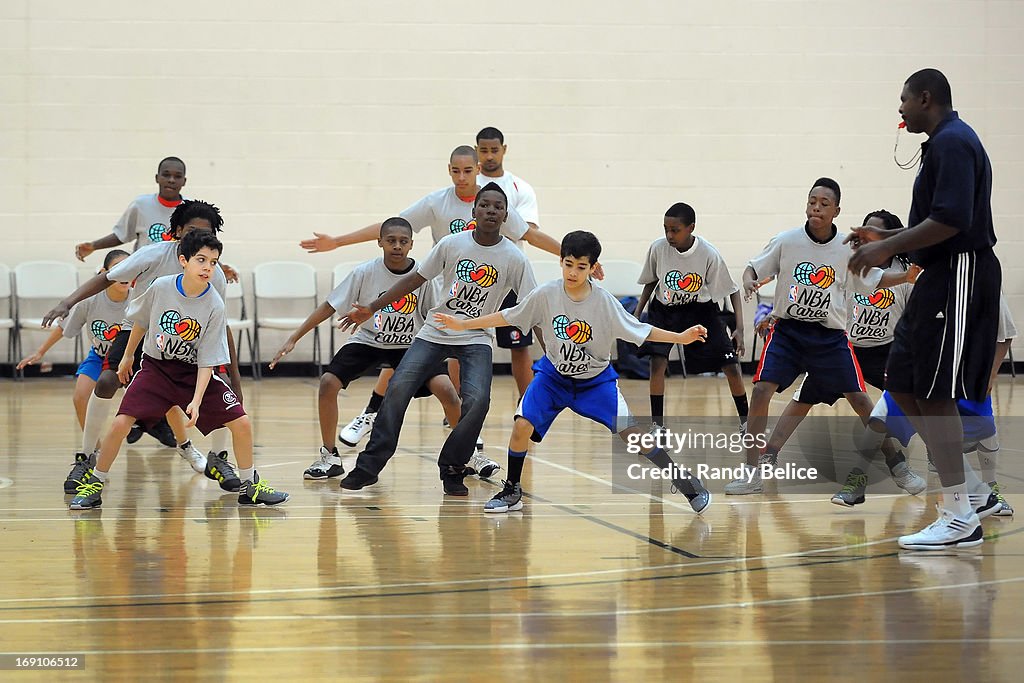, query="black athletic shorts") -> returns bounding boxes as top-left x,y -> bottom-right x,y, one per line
496,291 -> 533,349
324,342 -> 447,399
637,299 -> 738,374
794,342 -> 890,406
886,249 -> 1000,401
103,329 -> 143,376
